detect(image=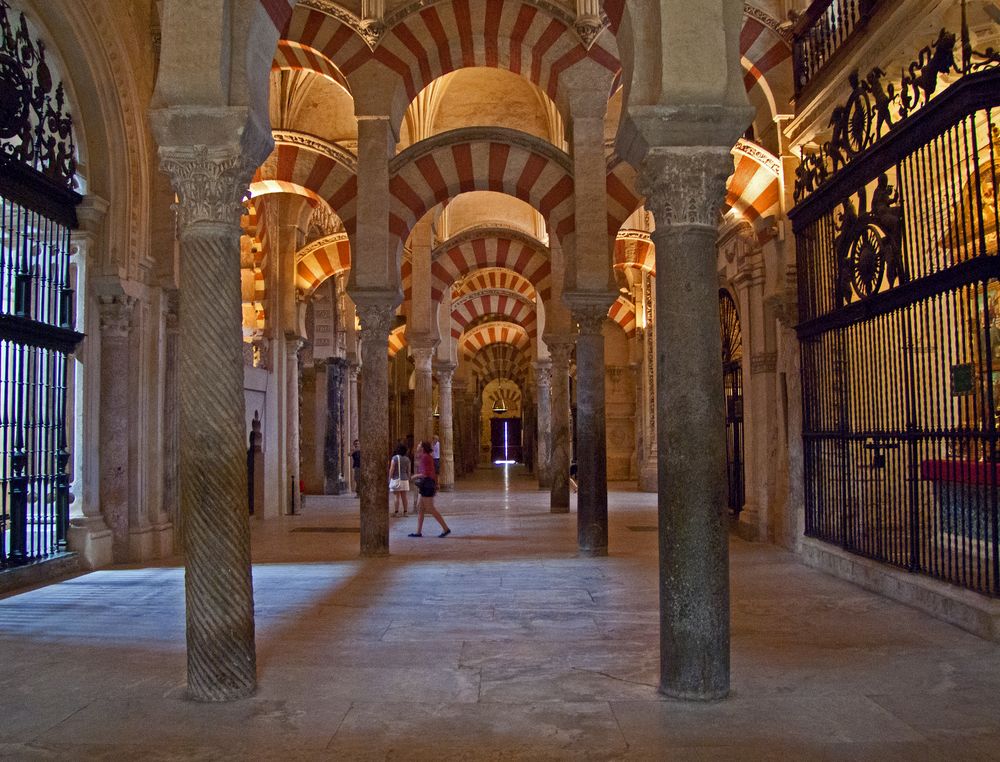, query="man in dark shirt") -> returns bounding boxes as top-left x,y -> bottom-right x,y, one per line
350,440 -> 361,496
